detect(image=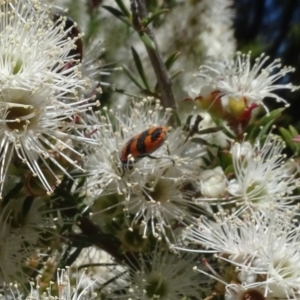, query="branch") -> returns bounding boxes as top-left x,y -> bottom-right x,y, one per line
130,0 -> 176,110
